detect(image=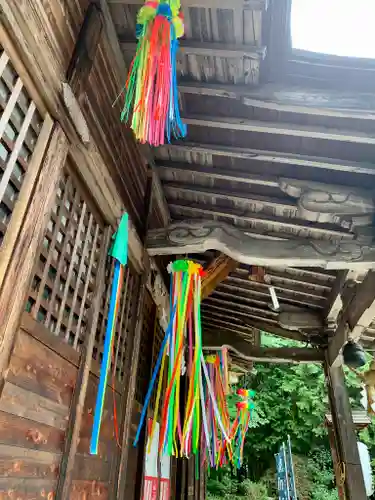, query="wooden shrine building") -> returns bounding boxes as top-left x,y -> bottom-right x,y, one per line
0,0 -> 375,498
